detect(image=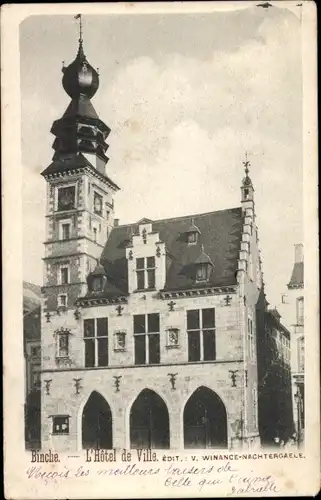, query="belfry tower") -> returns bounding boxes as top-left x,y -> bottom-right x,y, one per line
41,16 -> 119,314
